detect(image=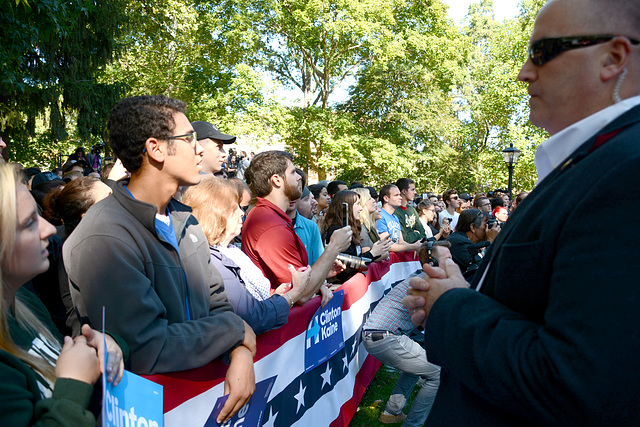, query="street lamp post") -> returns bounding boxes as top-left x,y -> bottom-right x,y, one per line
501,143 -> 521,195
